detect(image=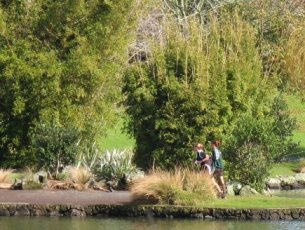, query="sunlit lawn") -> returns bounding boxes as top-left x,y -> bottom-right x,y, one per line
206,195 -> 305,209
286,94 -> 305,156
101,120 -> 135,151
269,162 -> 298,177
